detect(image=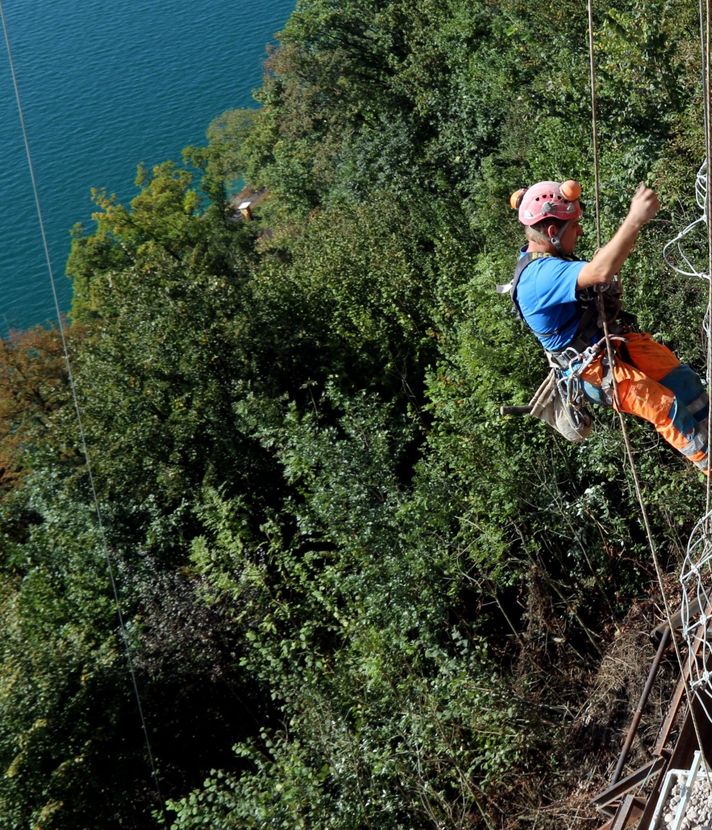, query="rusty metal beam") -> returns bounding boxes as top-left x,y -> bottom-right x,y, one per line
595,795 -> 645,830
637,697 -> 712,830
612,625 -> 671,783
612,794 -> 644,829
590,756 -> 665,810
652,597 -> 702,641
